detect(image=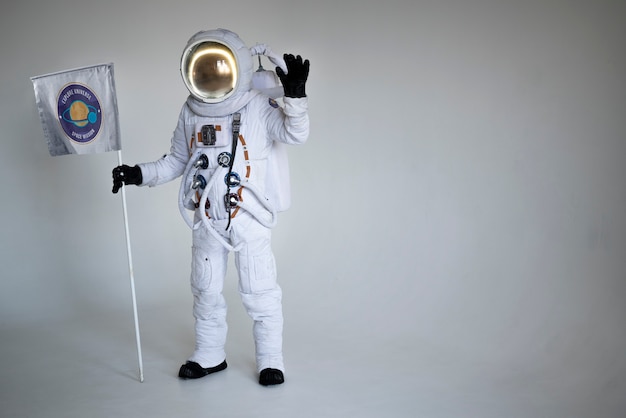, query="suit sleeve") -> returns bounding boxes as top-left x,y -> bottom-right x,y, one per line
264,97 -> 309,145
137,106 -> 190,187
